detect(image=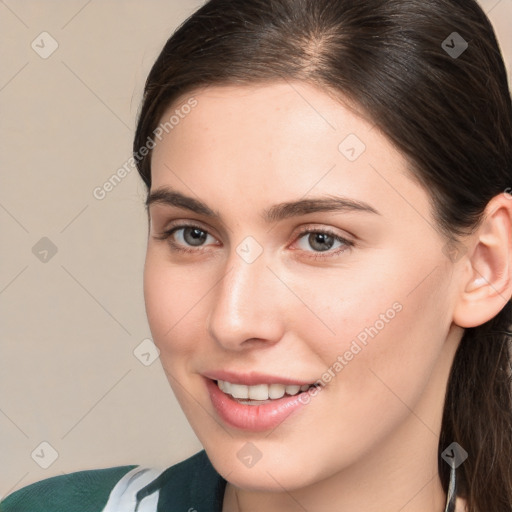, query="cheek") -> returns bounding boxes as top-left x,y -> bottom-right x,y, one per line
293,250 -> 451,399
143,248 -> 225,378
143,251 -> 200,354
316,265 -> 450,417
276,258 -> 409,362
143,257 -> 172,343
